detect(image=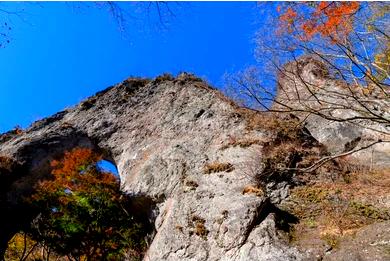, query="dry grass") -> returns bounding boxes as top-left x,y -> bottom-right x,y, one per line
195,222 -> 208,237
188,215 -> 208,239
123,77 -> 151,87
203,162 -> 234,174
184,180 -> 199,190
220,137 -> 265,150
0,126 -> 23,143
154,73 -> 174,83
13,126 -> 23,135
242,185 -> 264,197
285,167 -> 390,249
0,155 -> 15,172
242,111 -> 303,140
175,224 -> 184,233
